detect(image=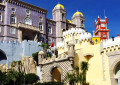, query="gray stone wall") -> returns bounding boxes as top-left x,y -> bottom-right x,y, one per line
0,40 -> 42,67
